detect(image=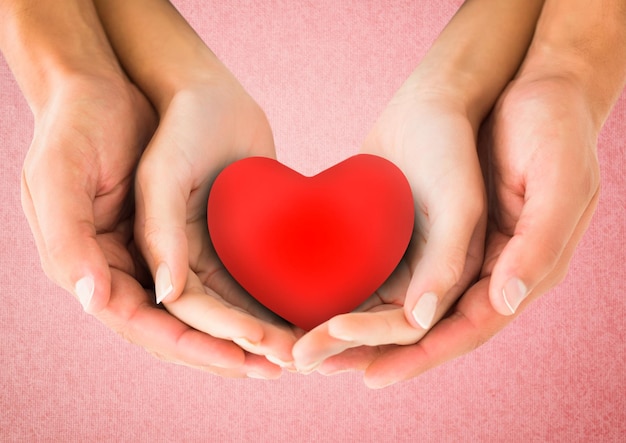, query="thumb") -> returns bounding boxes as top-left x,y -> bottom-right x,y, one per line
404,193 -> 485,330
134,150 -> 189,305
489,173 -> 598,316
21,149 -> 111,313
